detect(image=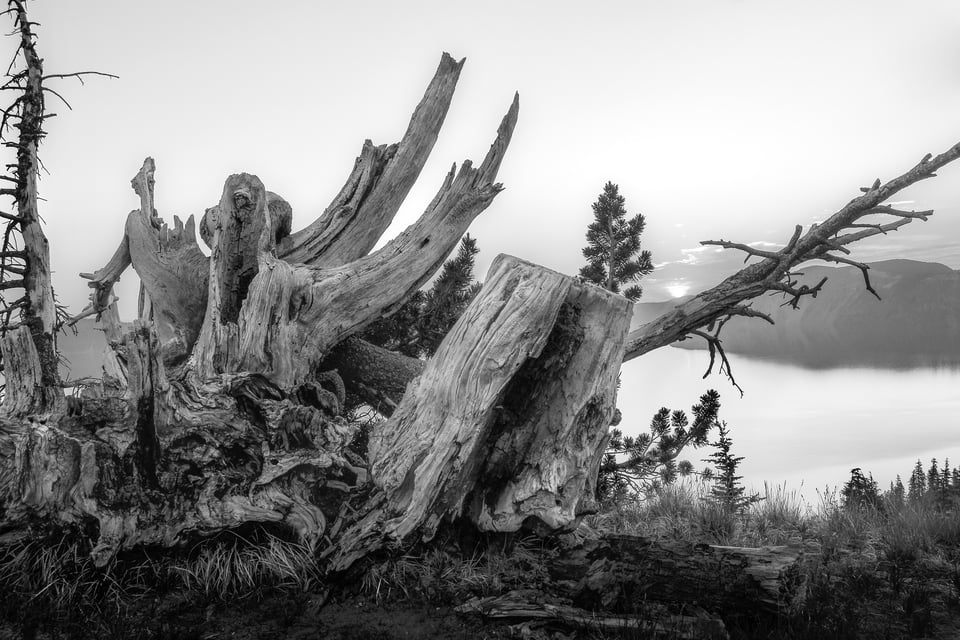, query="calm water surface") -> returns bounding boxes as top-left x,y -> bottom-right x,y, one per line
618,347 -> 960,503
